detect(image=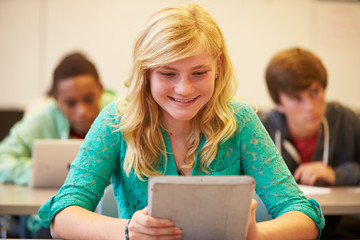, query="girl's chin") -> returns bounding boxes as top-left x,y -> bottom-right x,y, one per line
169,113 -> 197,122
